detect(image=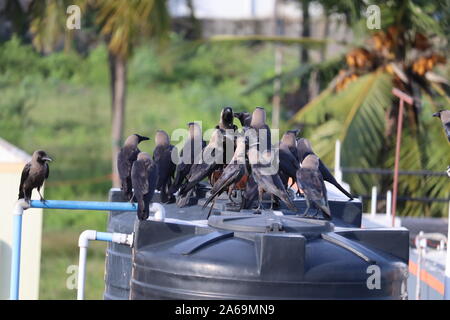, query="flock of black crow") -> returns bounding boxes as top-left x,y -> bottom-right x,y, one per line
116,106 -> 355,220
18,108 -> 450,220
